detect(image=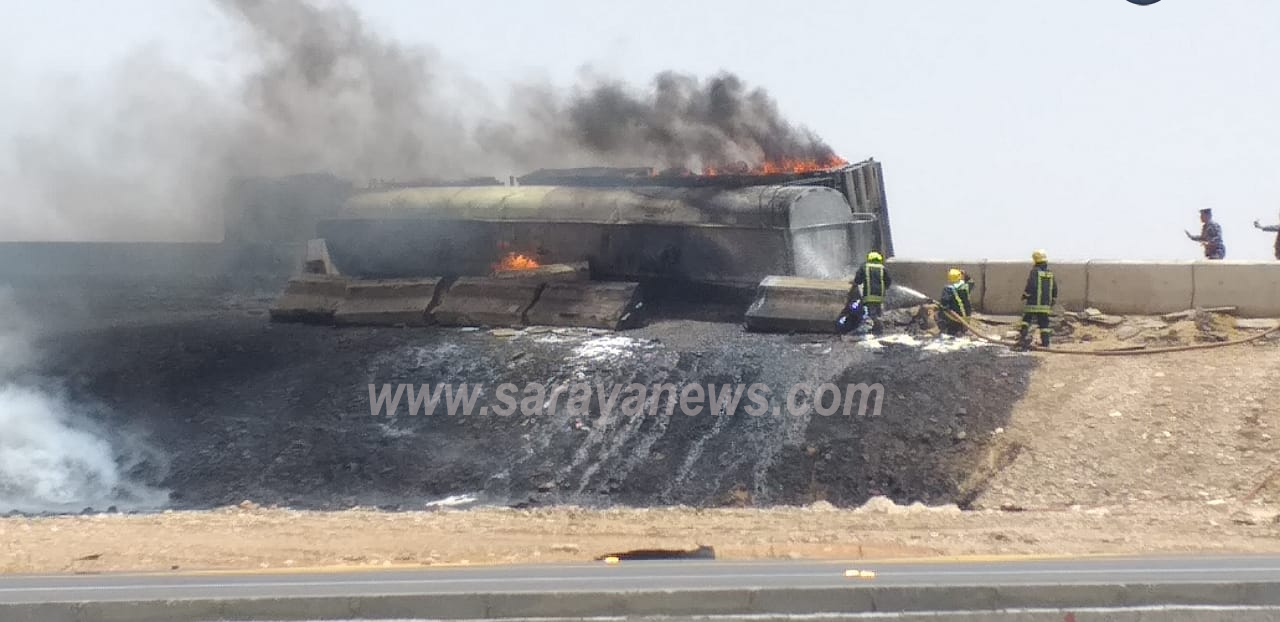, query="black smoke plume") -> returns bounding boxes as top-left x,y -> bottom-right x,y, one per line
0,0 -> 845,242
481,71 -> 843,173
